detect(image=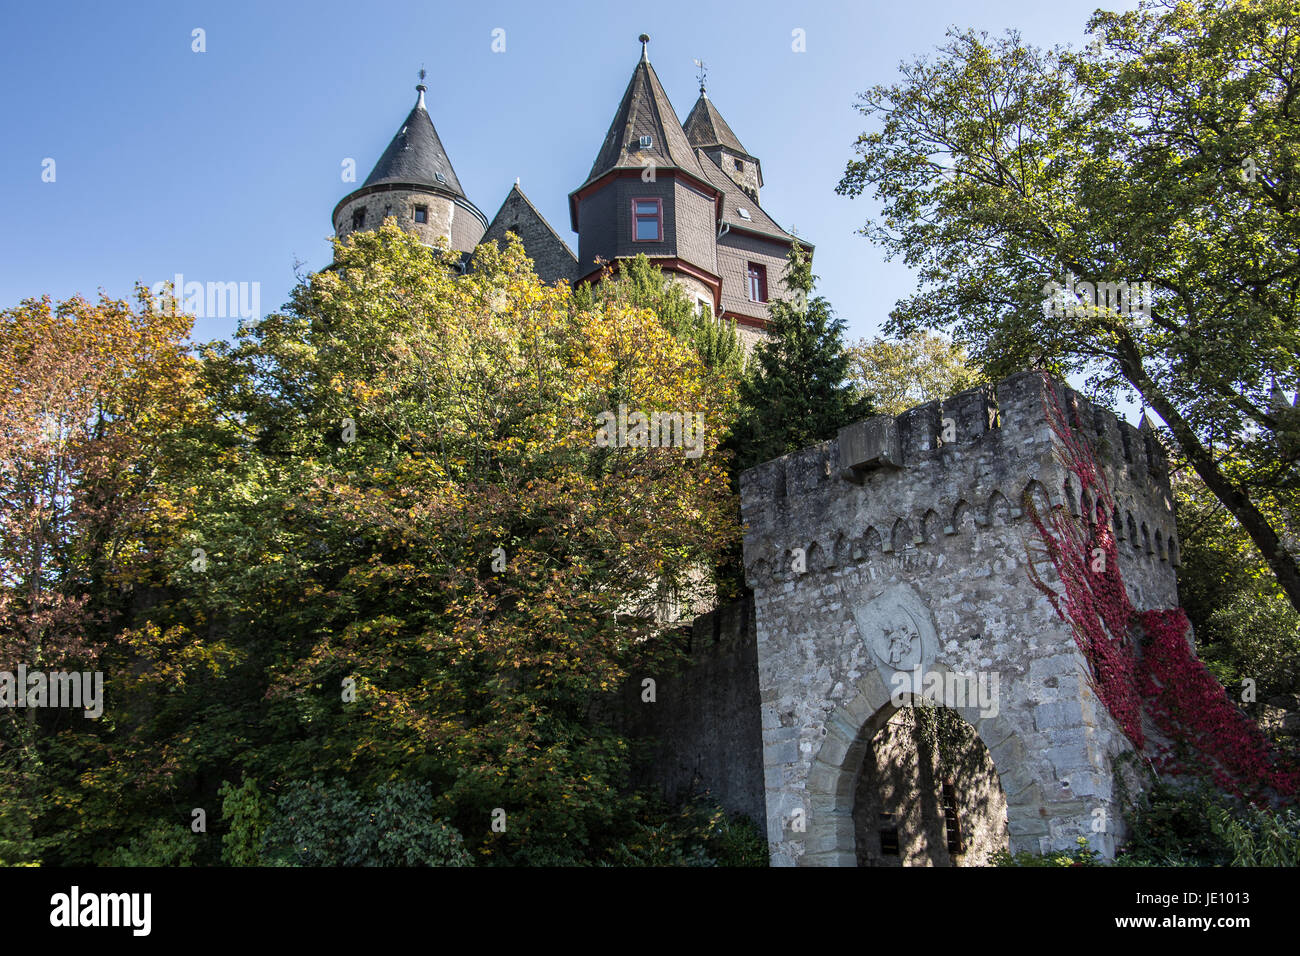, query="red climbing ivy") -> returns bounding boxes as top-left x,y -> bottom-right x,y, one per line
1023,374 -> 1297,803
1137,608 -> 1299,798
1023,378 -> 1145,750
